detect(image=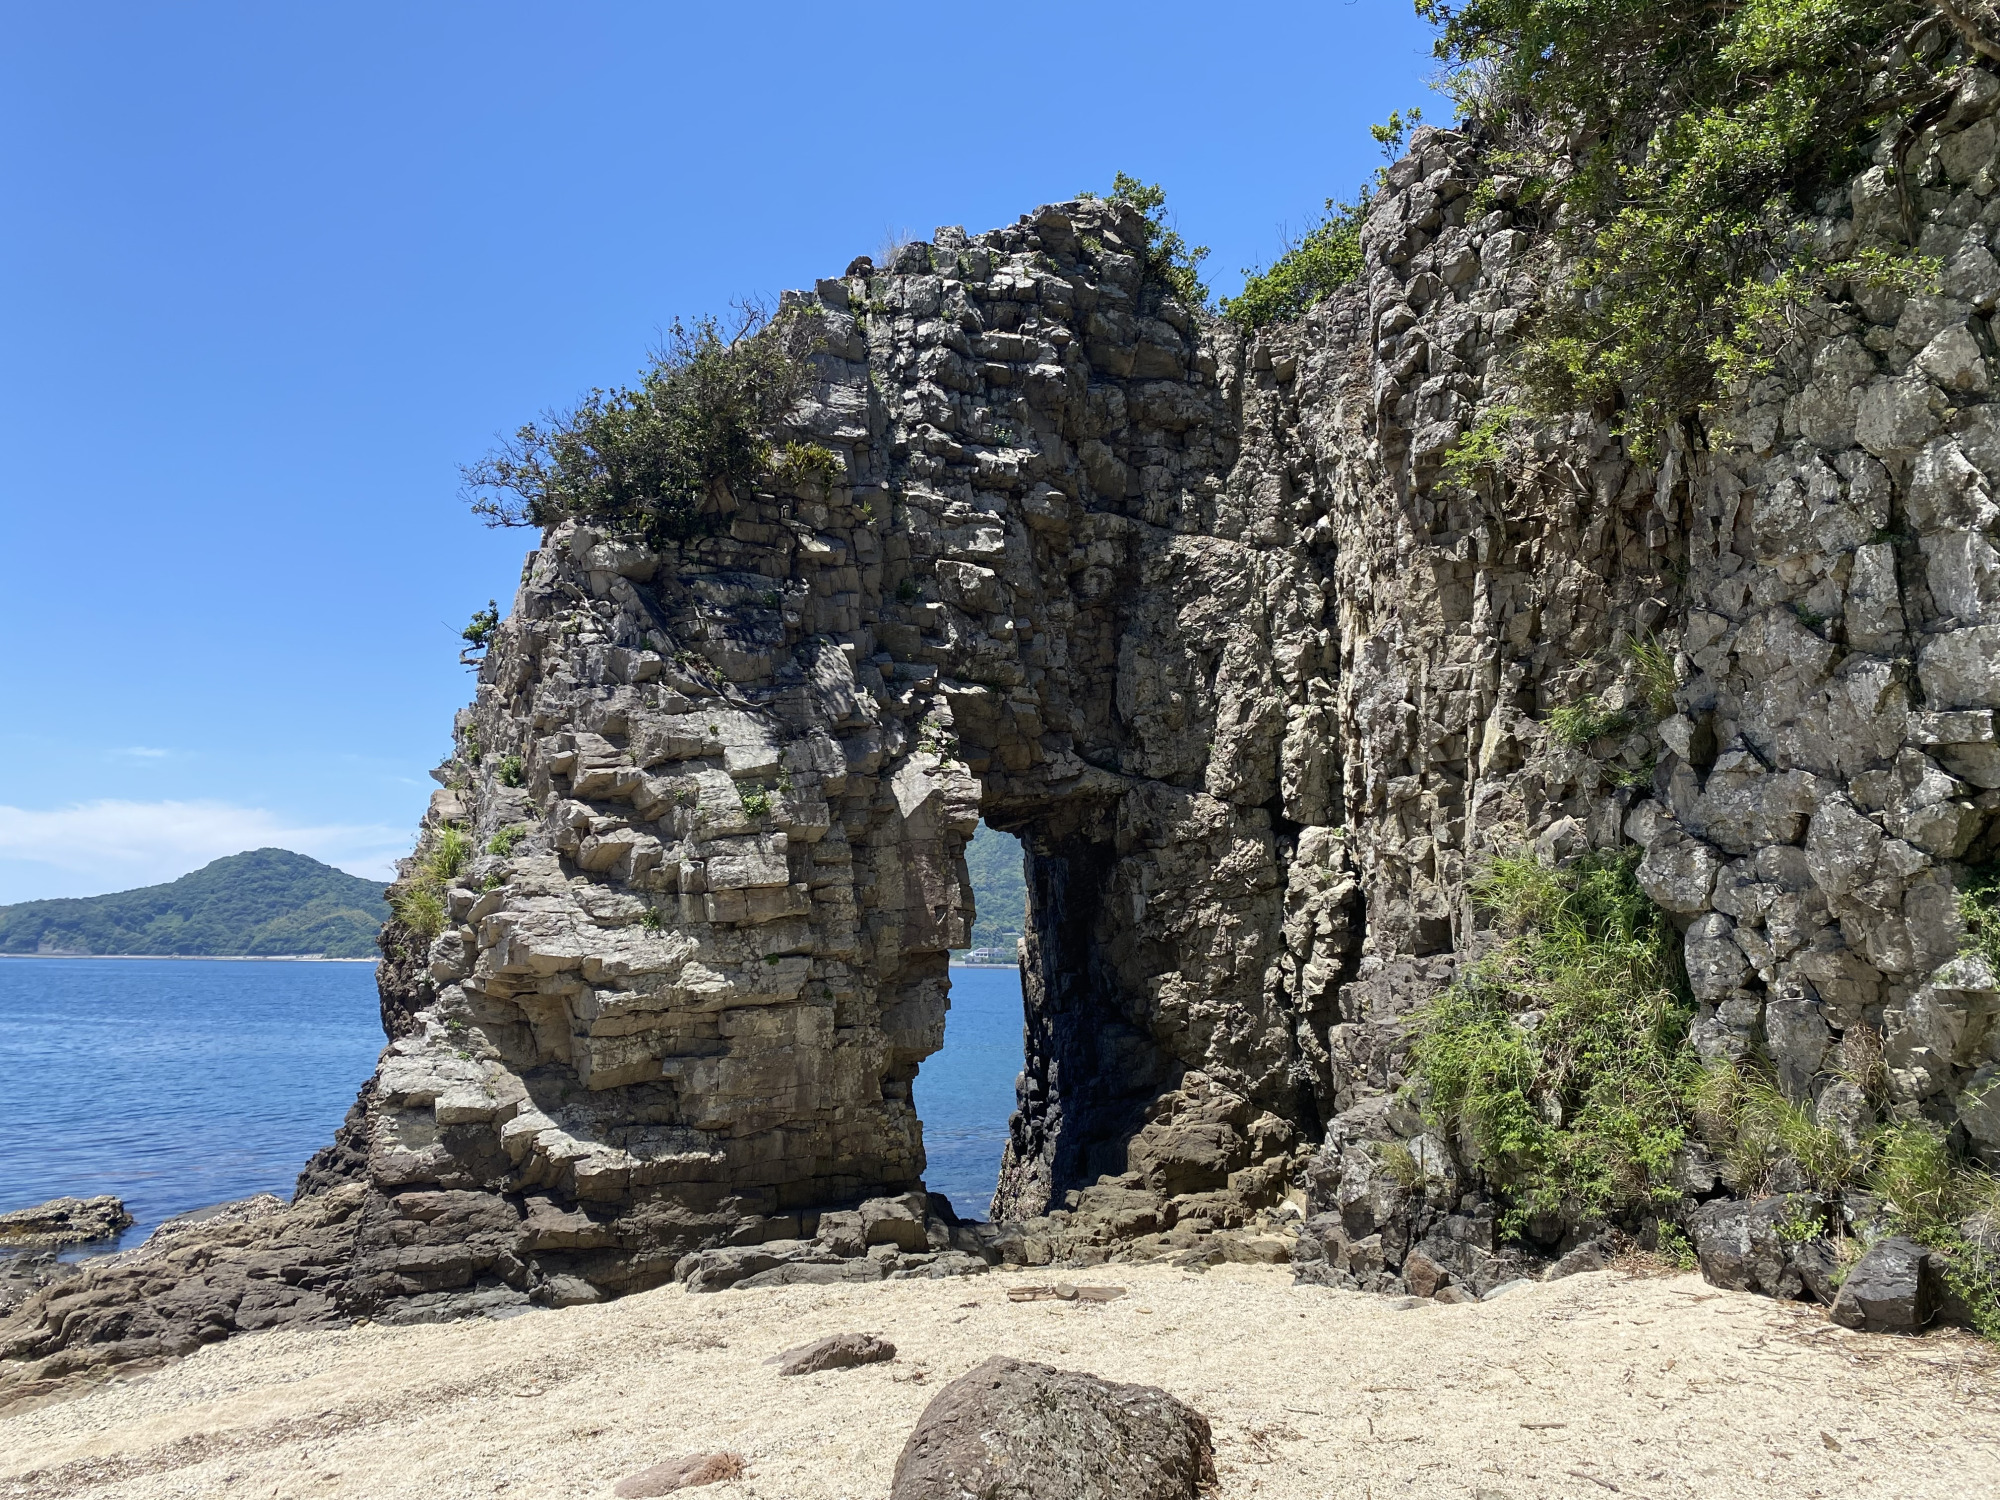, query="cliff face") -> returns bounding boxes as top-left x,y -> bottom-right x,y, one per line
9,79 -> 2000,1369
